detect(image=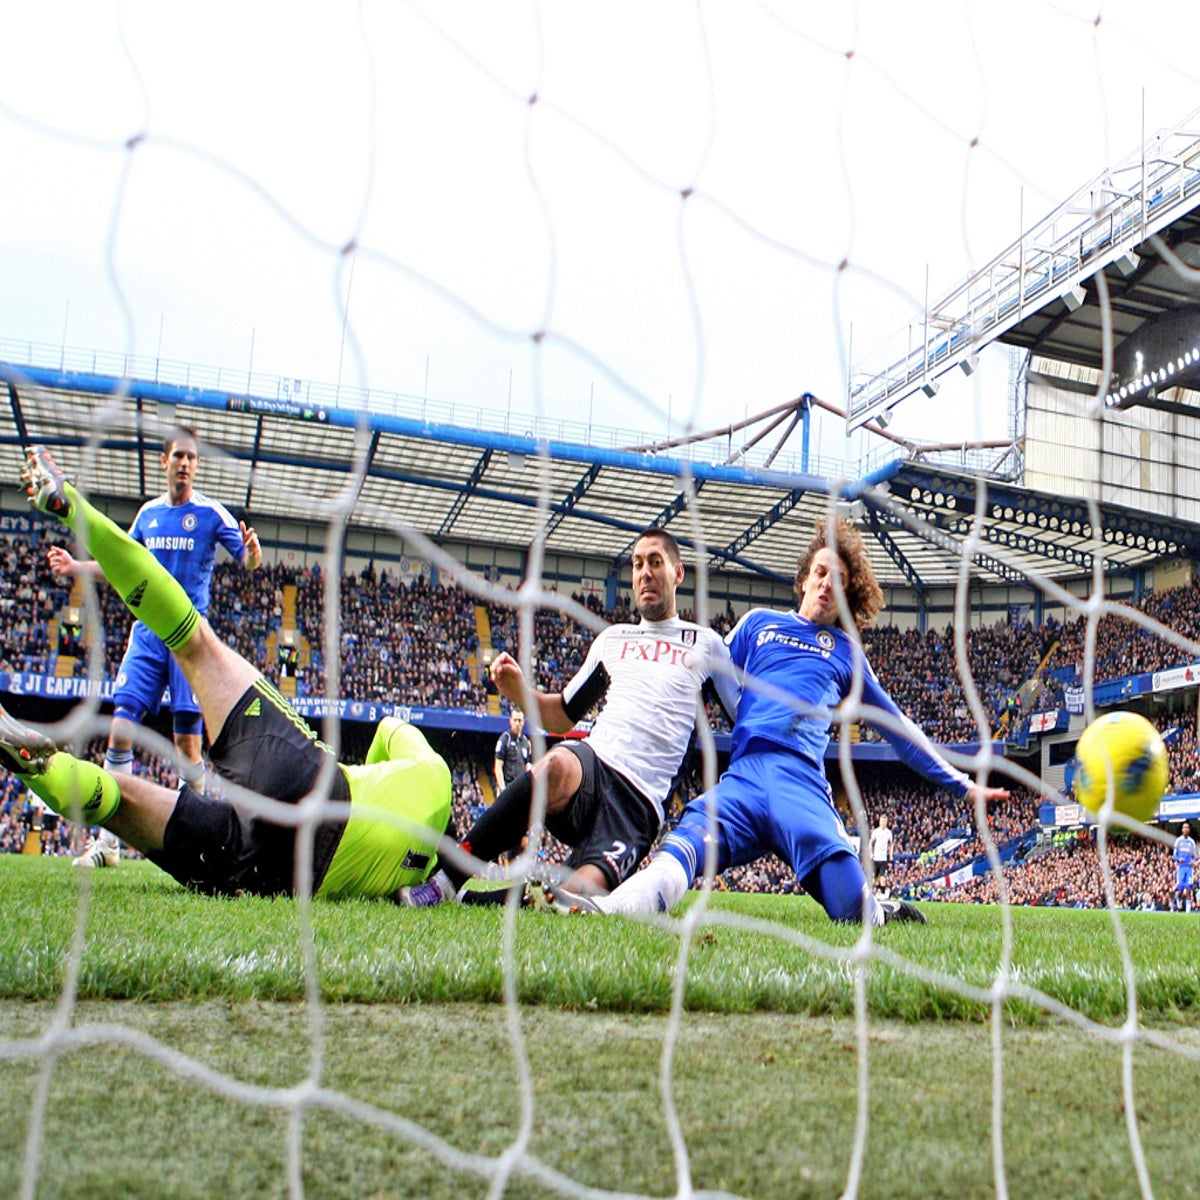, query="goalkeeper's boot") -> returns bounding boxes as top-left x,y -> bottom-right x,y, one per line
526,880 -> 605,915
0,702 -> 56,776
72,836 -> 120,869
878,897 -> 927,925
21,445 -> 73,520
396,869 -> 456,908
